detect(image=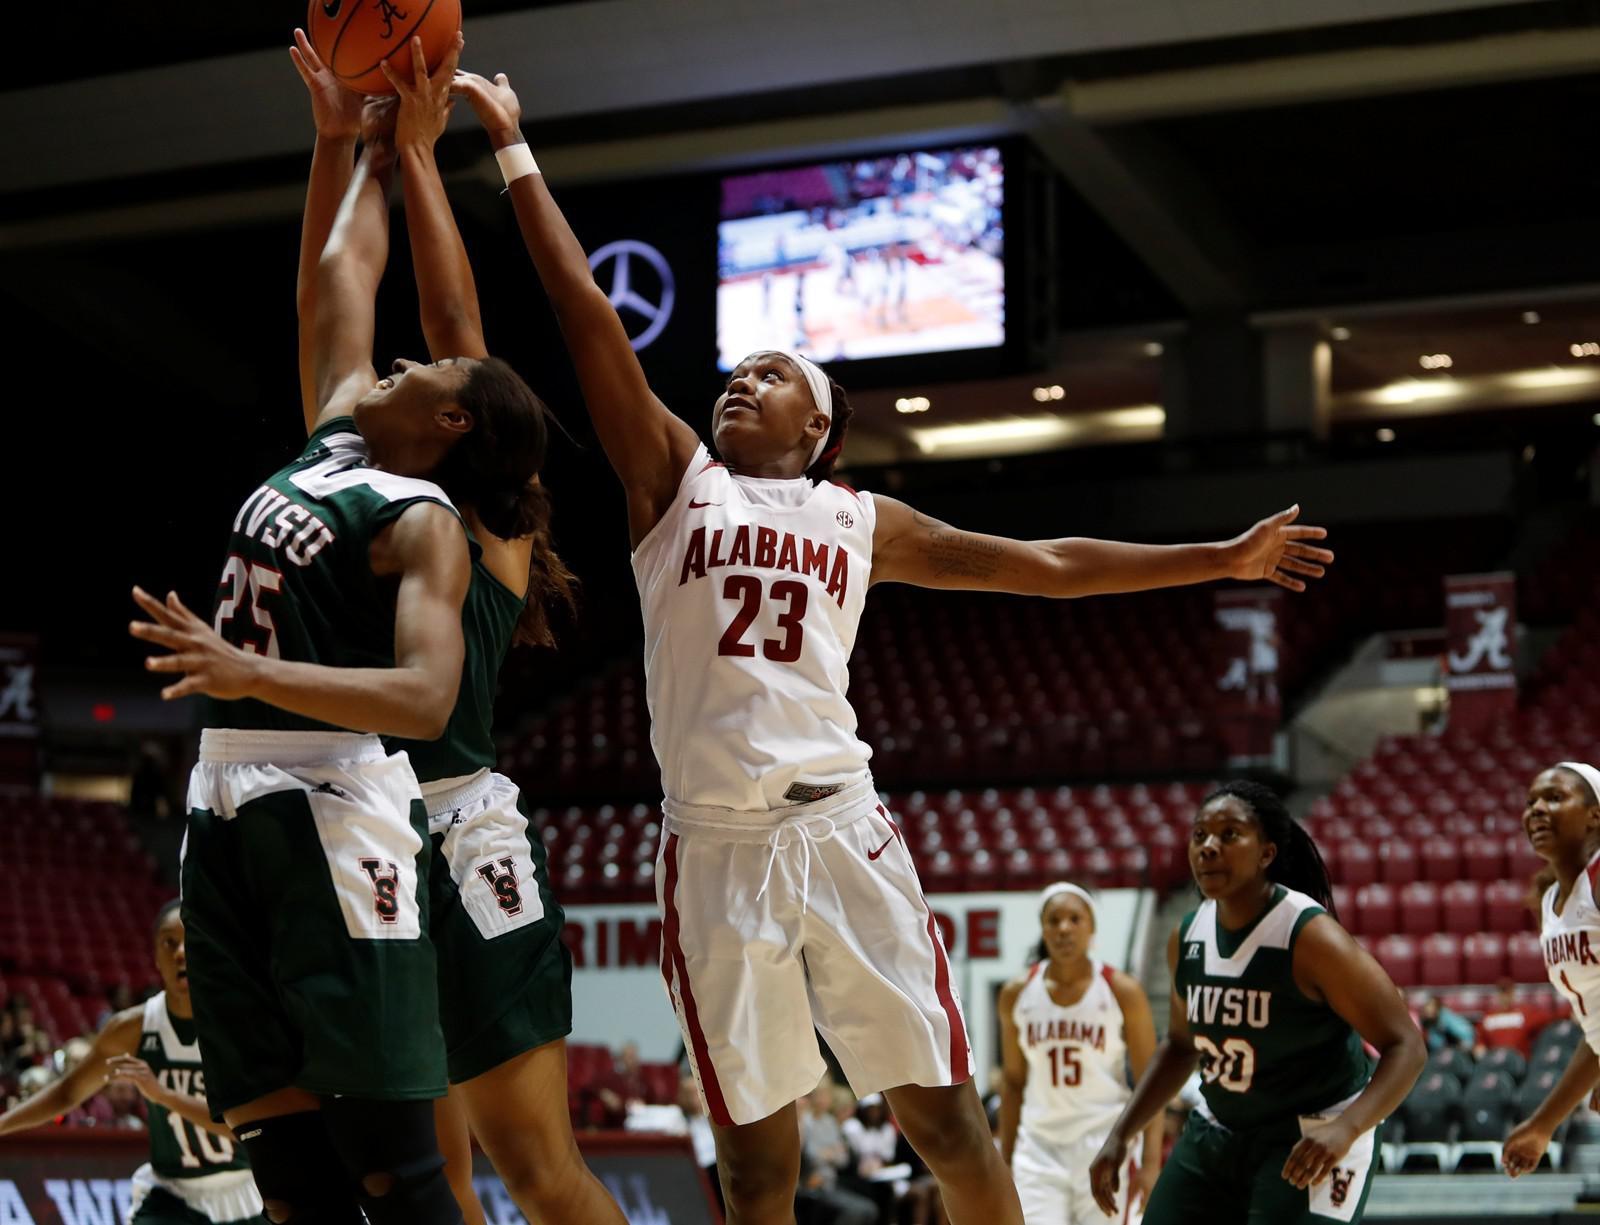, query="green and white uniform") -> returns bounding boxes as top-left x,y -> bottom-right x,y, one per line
1143,887 -> 1378,1225
182,417 -> 461,1113
128,993 -> 264,1225
388,549 -> 572,1084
